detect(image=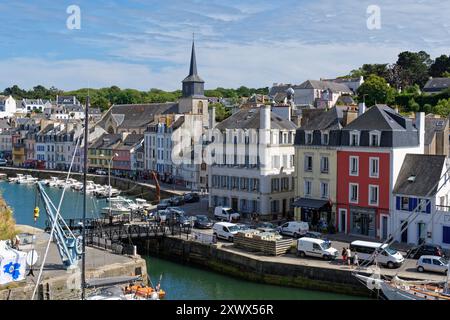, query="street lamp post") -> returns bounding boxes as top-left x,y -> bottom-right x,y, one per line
100,153 -> 118,224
